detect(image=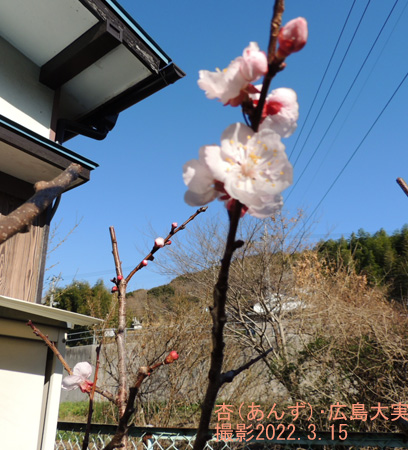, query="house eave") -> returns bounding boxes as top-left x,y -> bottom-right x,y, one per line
0,294 -> 103,329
